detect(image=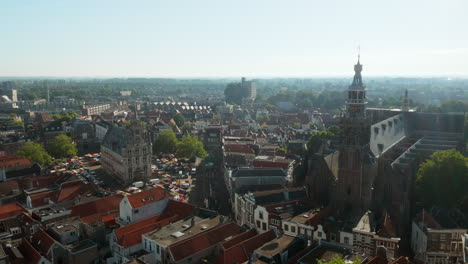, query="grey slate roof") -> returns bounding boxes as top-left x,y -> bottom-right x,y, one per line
102,125 -> 130,156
